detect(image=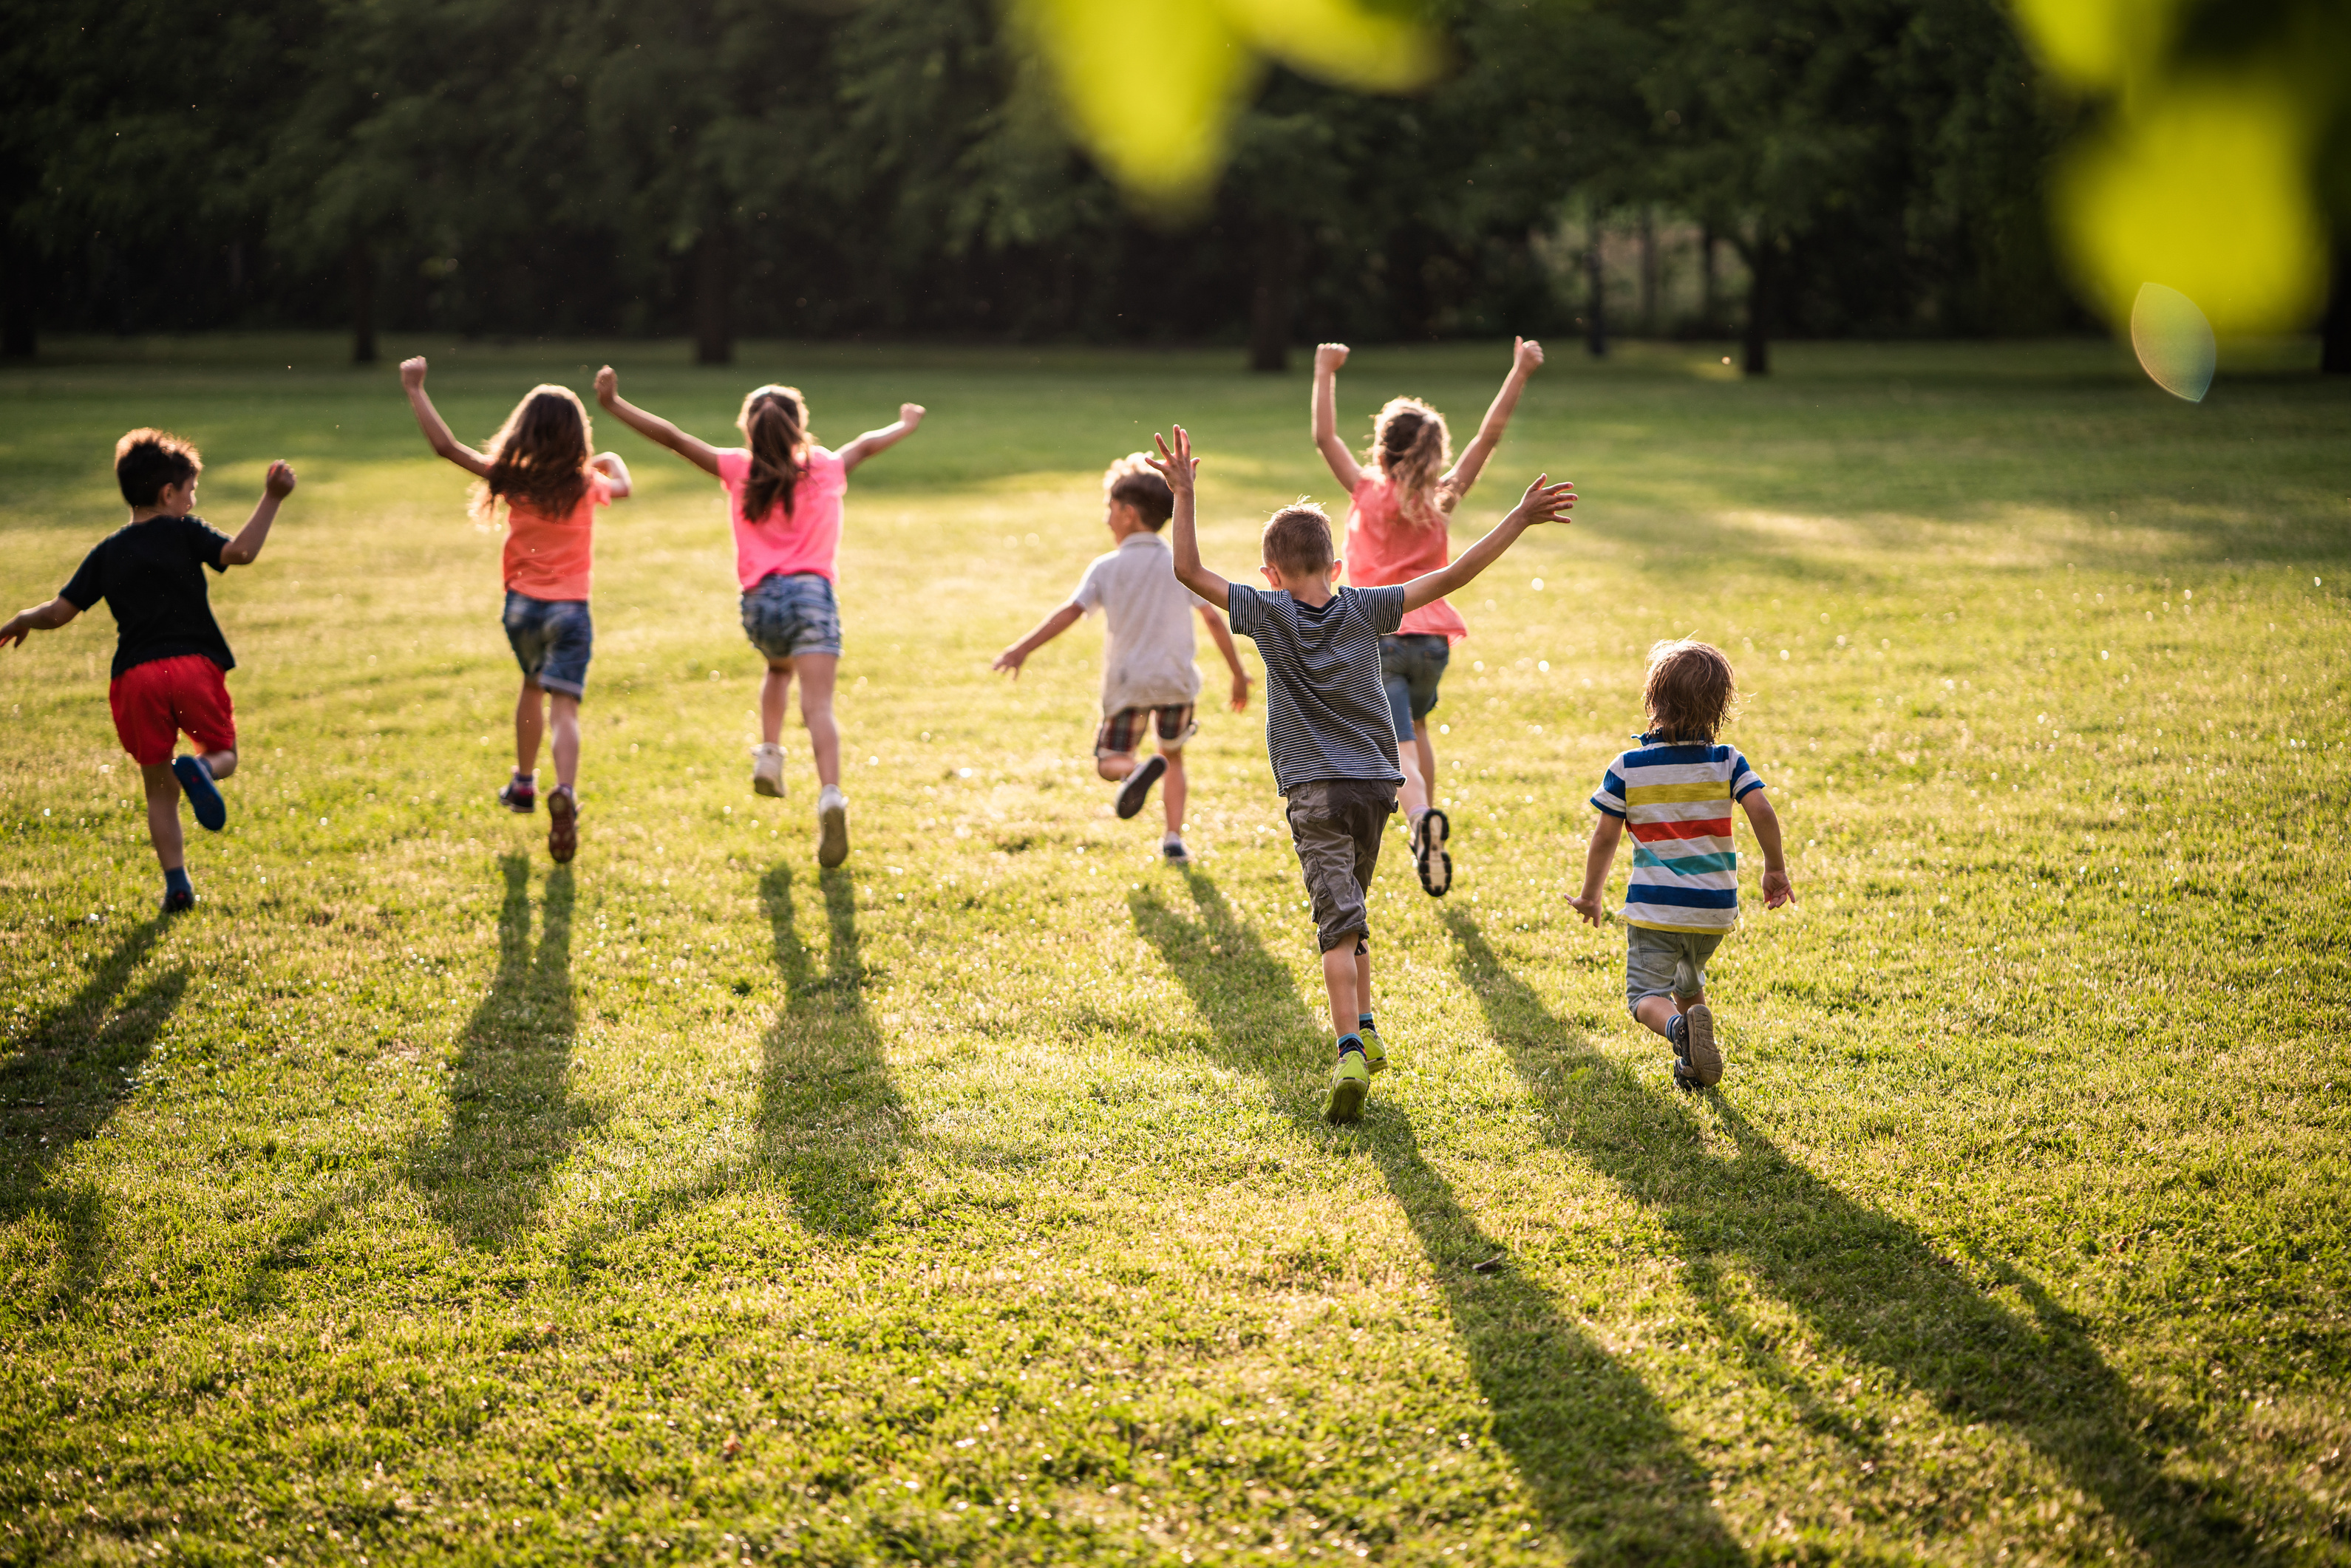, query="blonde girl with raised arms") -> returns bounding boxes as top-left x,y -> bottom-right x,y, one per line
1310,336 -> 1544,896
595,367 -> 922,868
401,358 -> 632,865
